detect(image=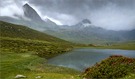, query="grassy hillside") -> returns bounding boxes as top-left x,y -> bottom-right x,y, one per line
0,21 -> 82,79
0,21 -> 70,43
0,37 -> 72,59
82,55 -> 135,79
0,21 -> 75,59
